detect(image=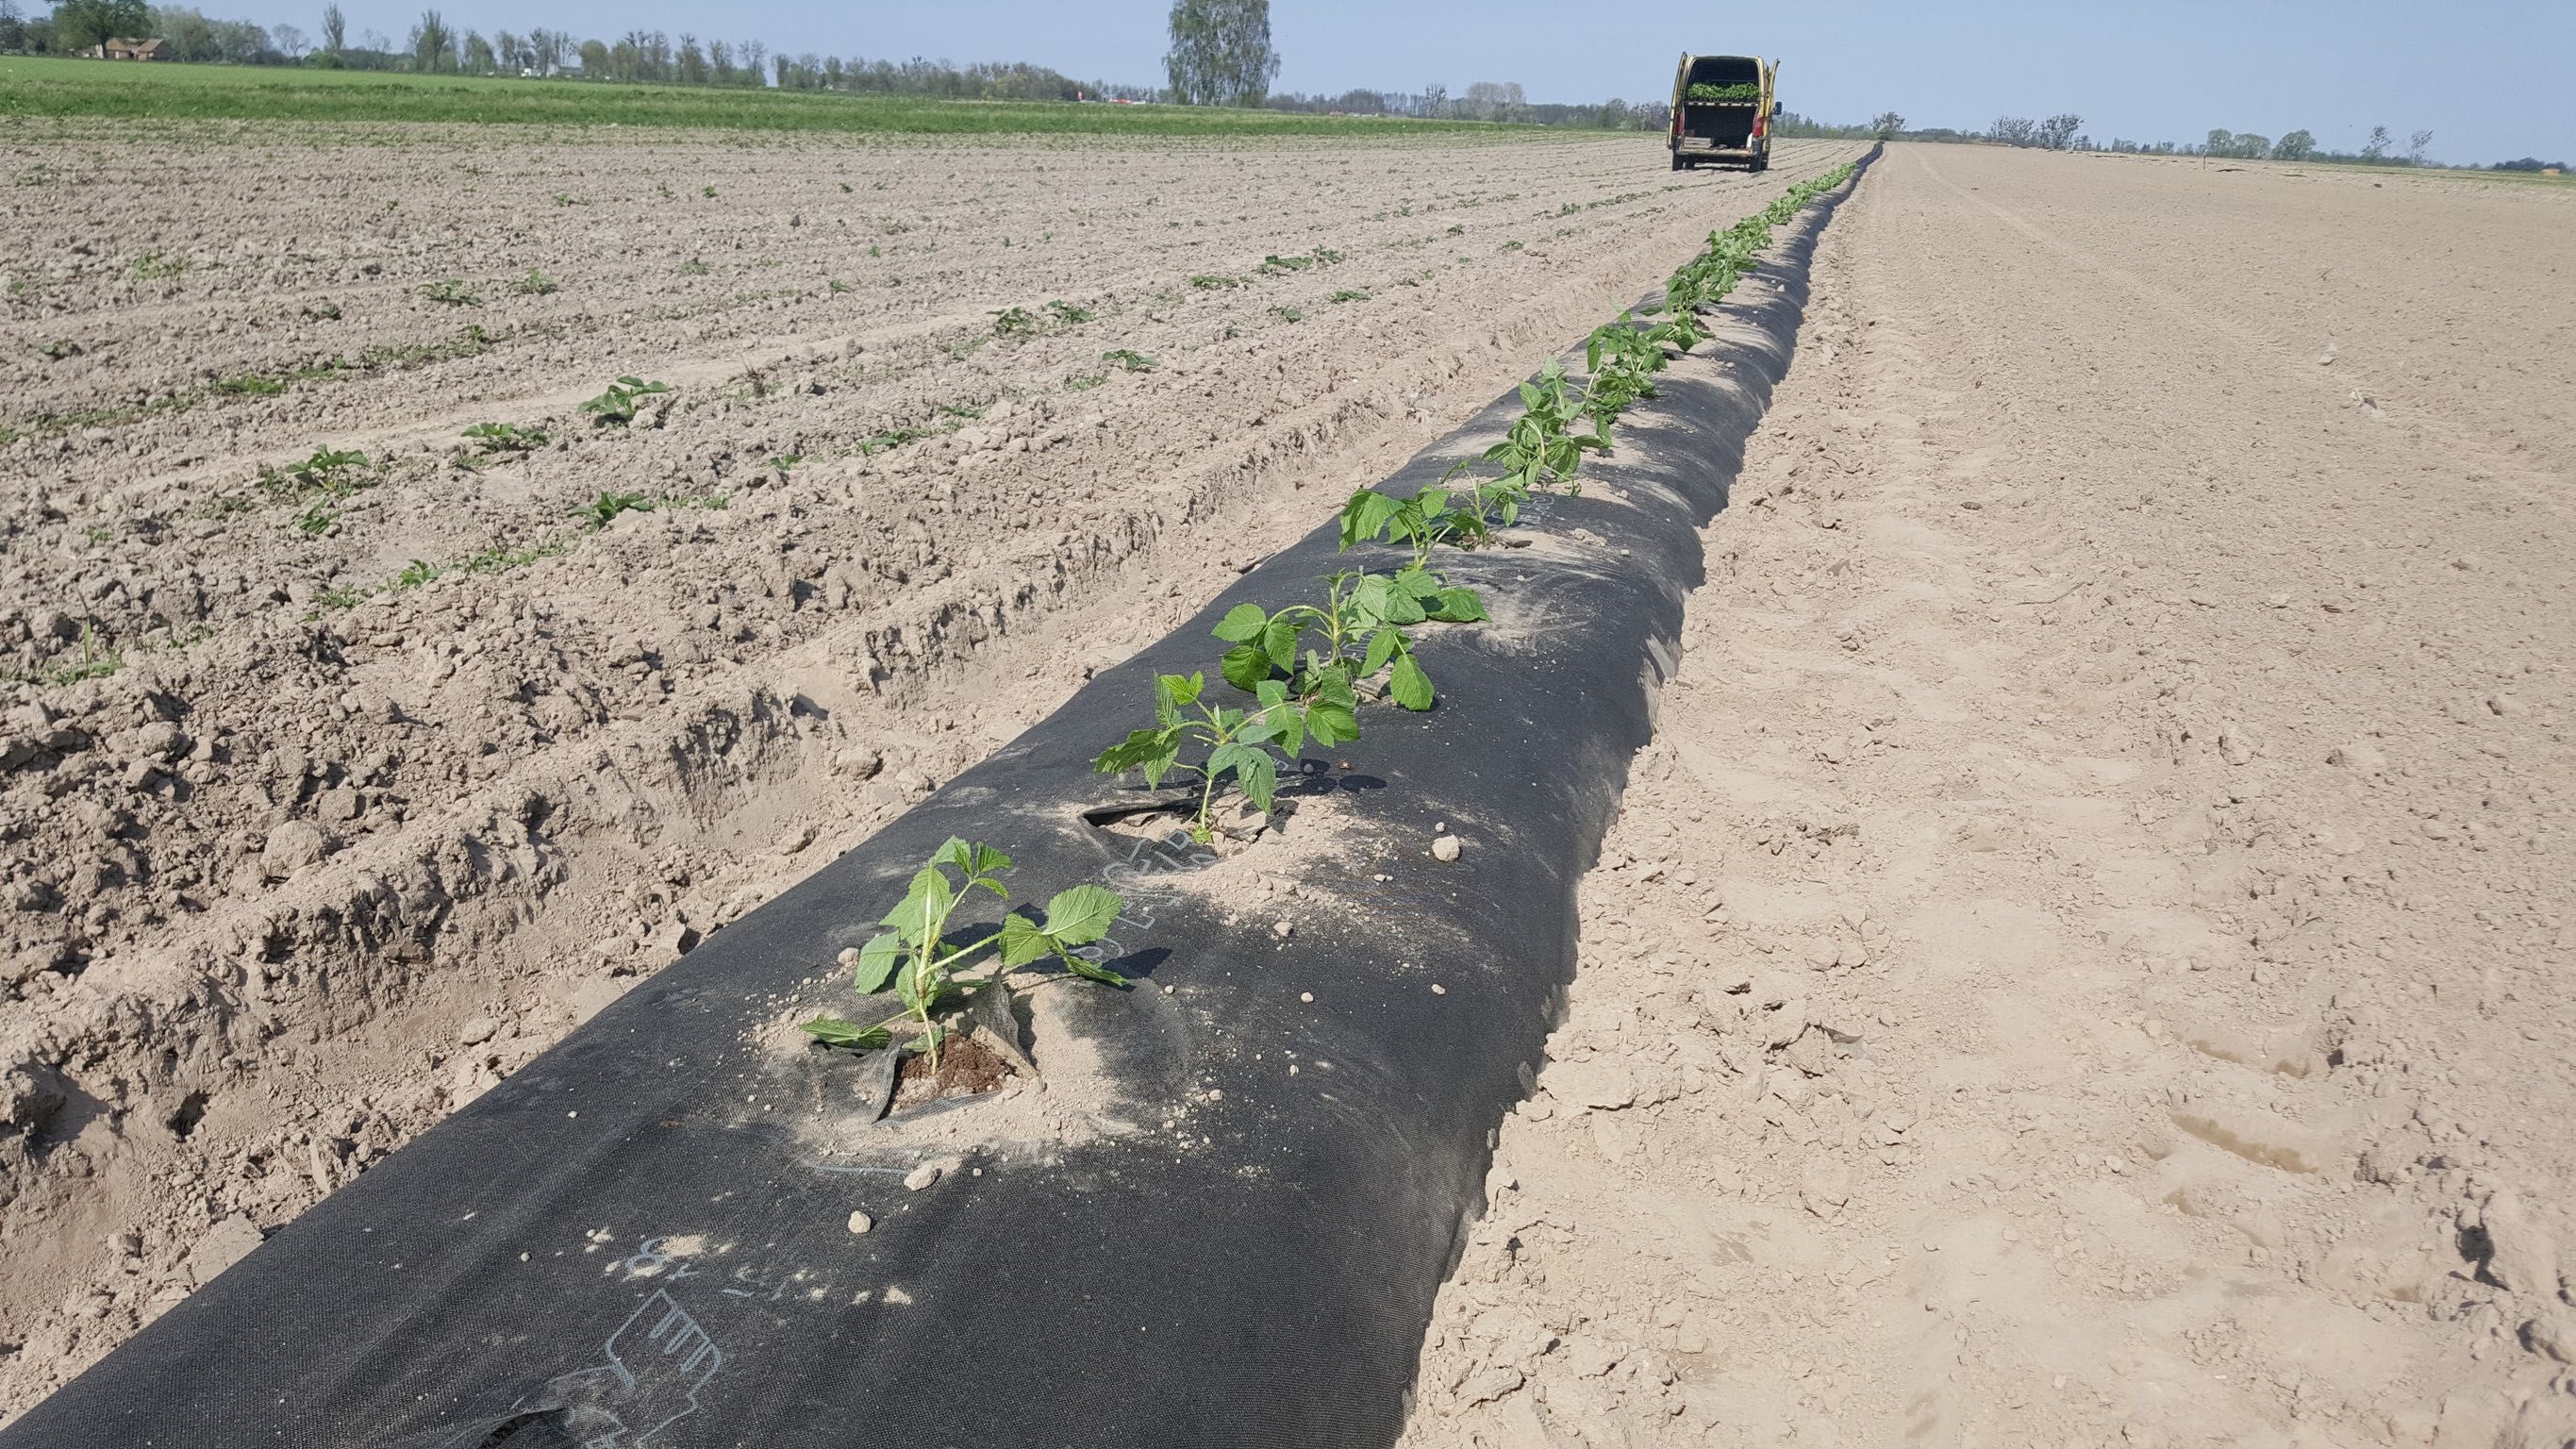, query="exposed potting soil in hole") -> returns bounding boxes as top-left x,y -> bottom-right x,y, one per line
890,1031 -> 1012,1110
